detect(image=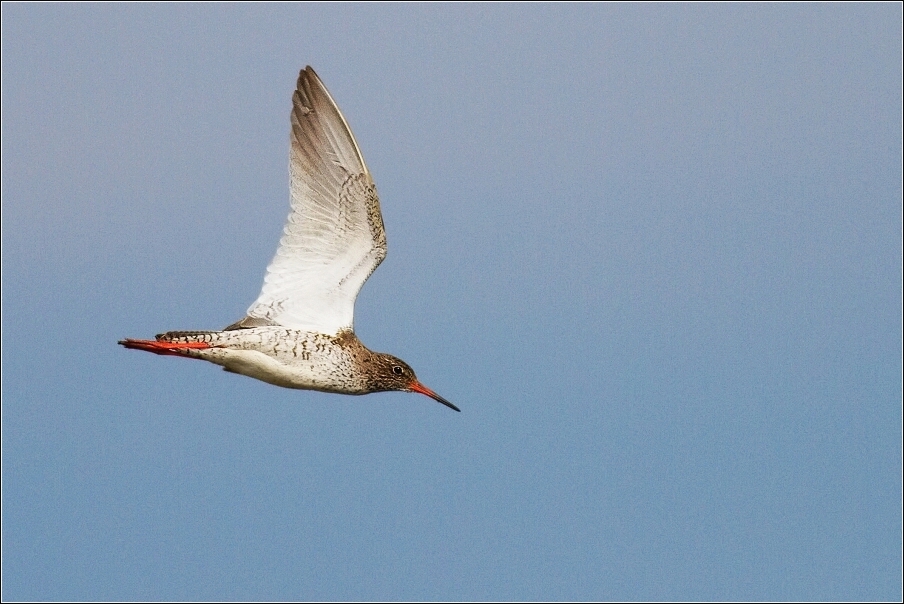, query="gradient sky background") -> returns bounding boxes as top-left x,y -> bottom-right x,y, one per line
3,4 -> 901,601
